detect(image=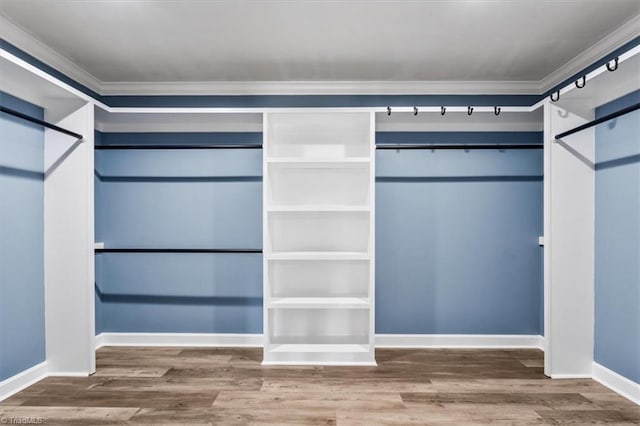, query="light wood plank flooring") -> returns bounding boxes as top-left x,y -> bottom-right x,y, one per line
1,347 -> 638,424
